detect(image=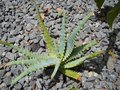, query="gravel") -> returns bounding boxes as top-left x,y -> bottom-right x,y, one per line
26,23 -> 33,31
0,70 -> 5,77
0,0 -> 120,90
5,52 -> 17,60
